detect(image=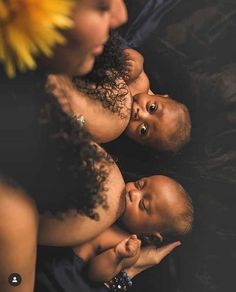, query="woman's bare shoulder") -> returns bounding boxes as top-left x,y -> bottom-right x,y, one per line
0,180 -> 38,225
0,180 -> 38,292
